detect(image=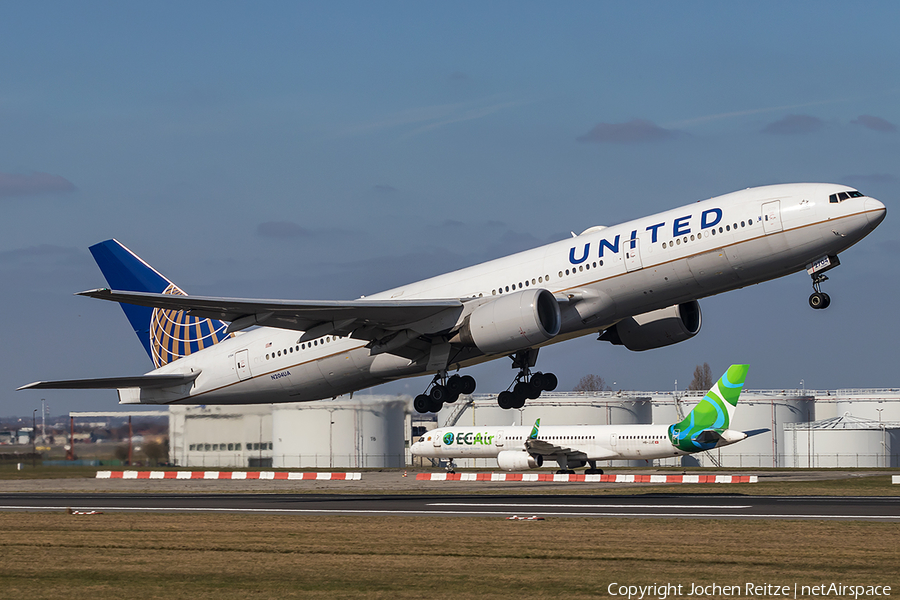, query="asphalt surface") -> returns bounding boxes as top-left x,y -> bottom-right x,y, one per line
0,492 -> 897,521
1,470 -> 897,520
